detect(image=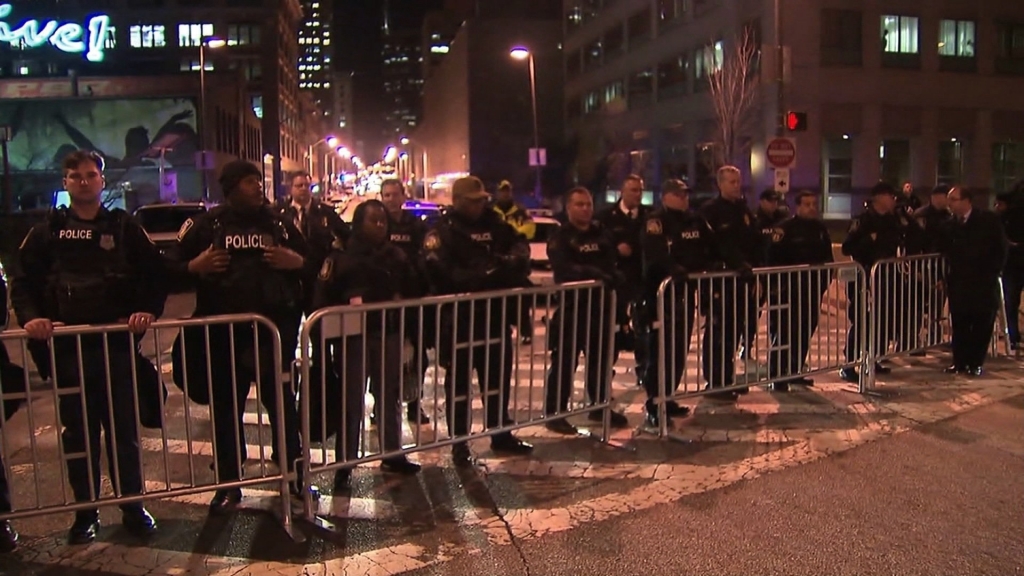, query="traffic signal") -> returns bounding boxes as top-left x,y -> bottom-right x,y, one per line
785,111 -> 808,132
